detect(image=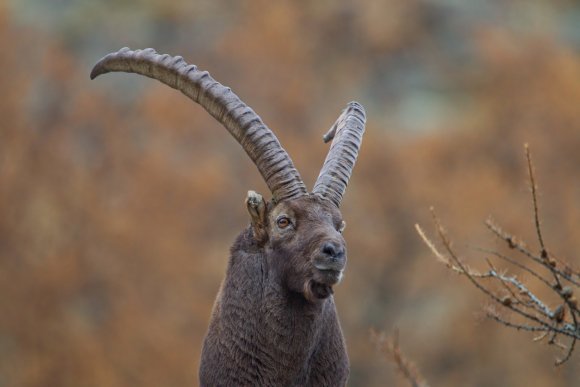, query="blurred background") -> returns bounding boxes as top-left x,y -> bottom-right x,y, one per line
1,0 -> 580,385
